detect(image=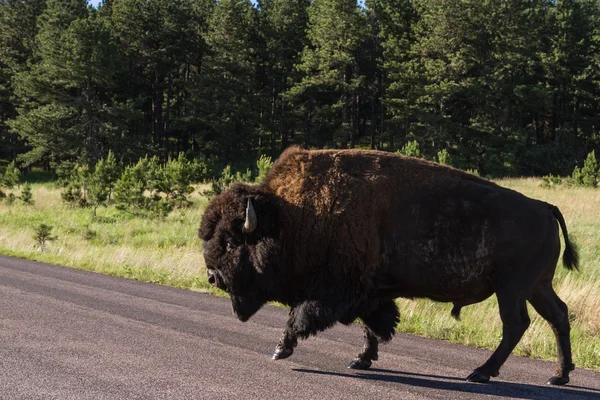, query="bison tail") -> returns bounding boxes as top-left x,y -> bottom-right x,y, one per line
549,204 -> 579,271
